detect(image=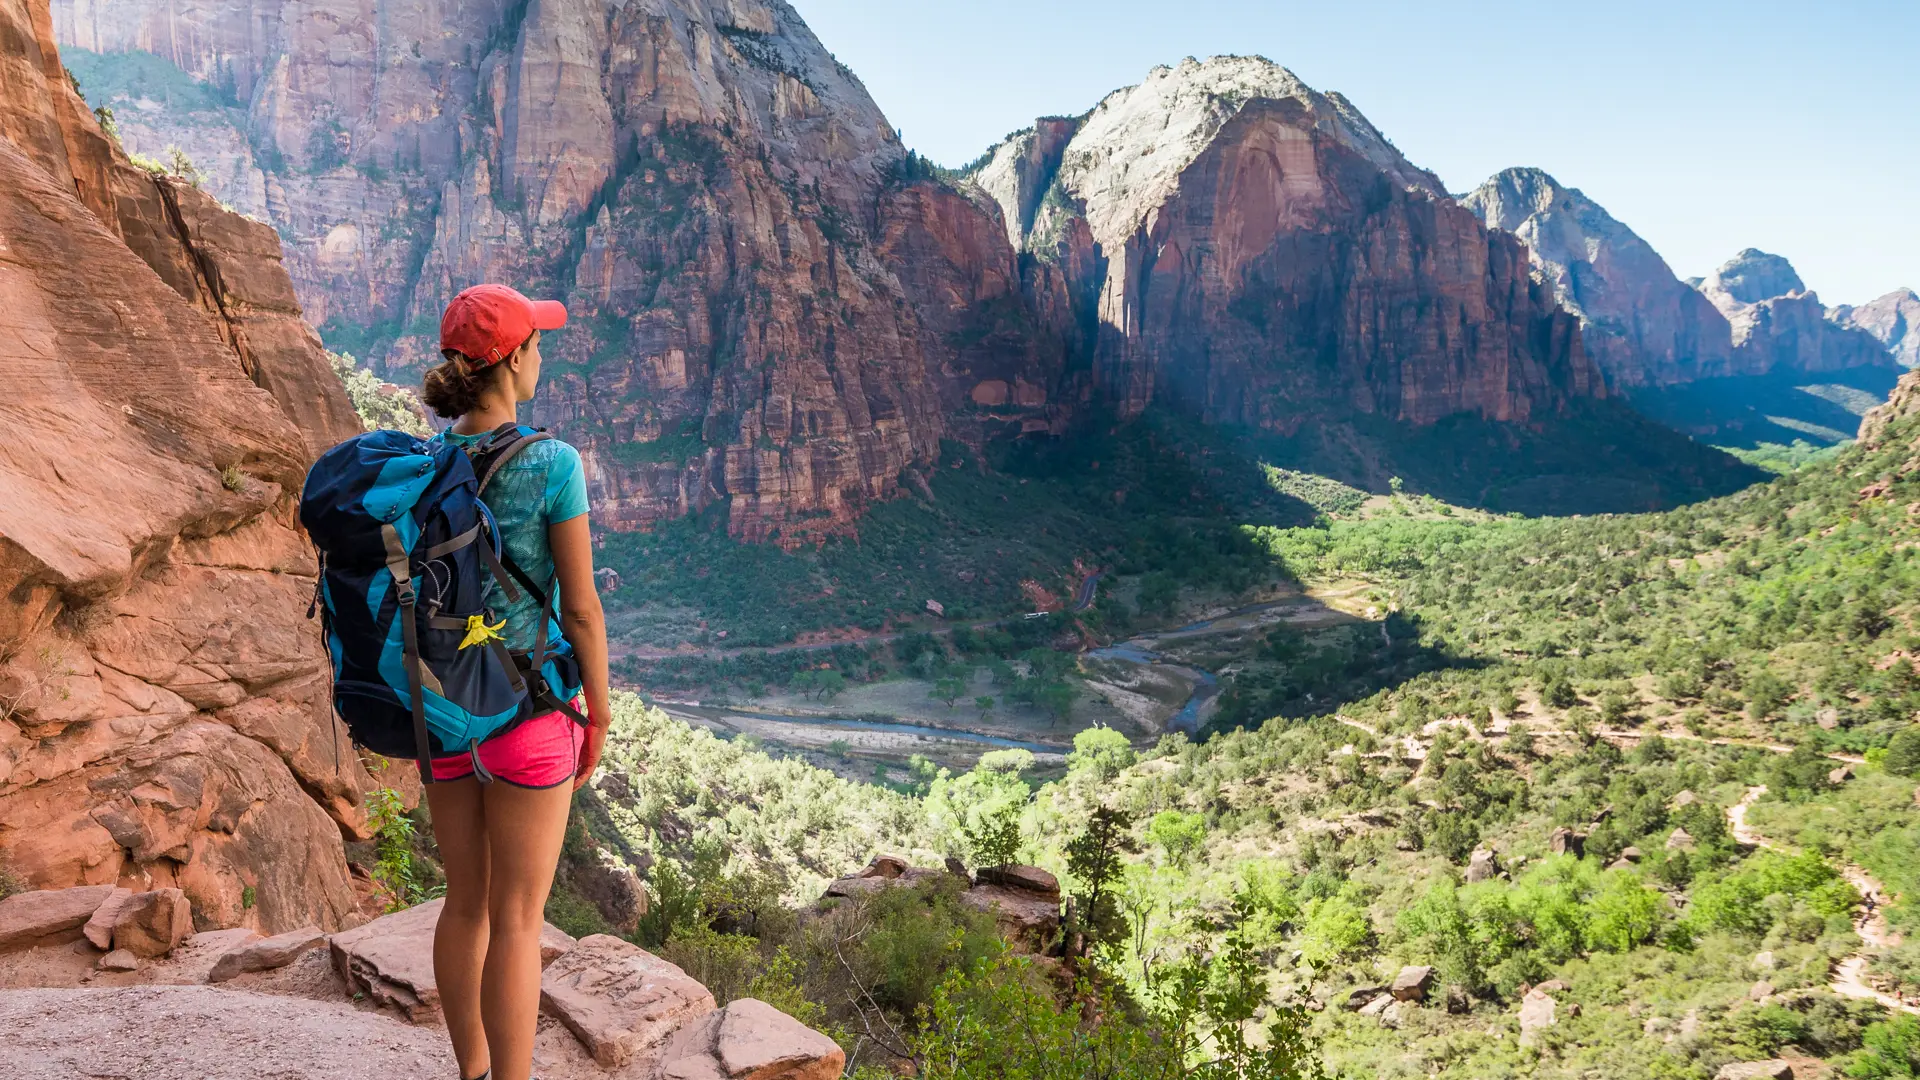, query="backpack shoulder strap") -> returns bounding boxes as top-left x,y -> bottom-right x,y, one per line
468,423 -> 553,496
